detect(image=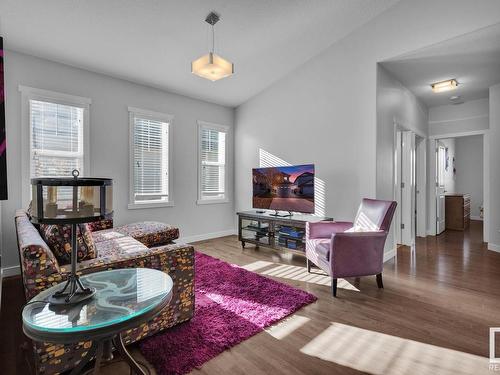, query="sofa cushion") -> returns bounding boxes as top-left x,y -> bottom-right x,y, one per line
91,229 -> 127,243
345,225 -> 372,233
73,237 -> 177,274
95,221 -> 179,247
40,223 -> 97,265
93,236 -> 149,259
